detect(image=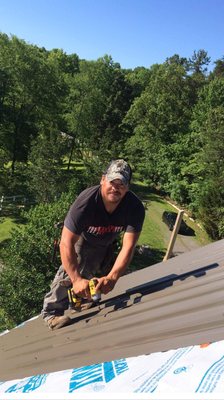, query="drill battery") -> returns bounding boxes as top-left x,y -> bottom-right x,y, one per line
67,288 -> 82,311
